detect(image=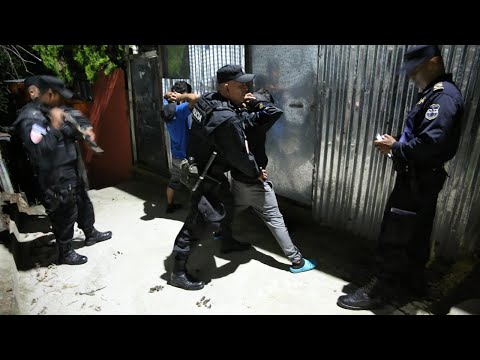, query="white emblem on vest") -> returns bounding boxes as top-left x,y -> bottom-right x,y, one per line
192,107 -> 203,123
